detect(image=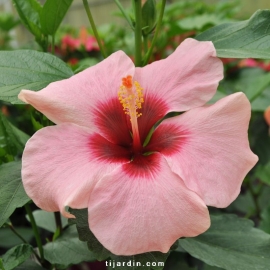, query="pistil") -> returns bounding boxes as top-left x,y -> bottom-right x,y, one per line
118,75 -> 144,152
